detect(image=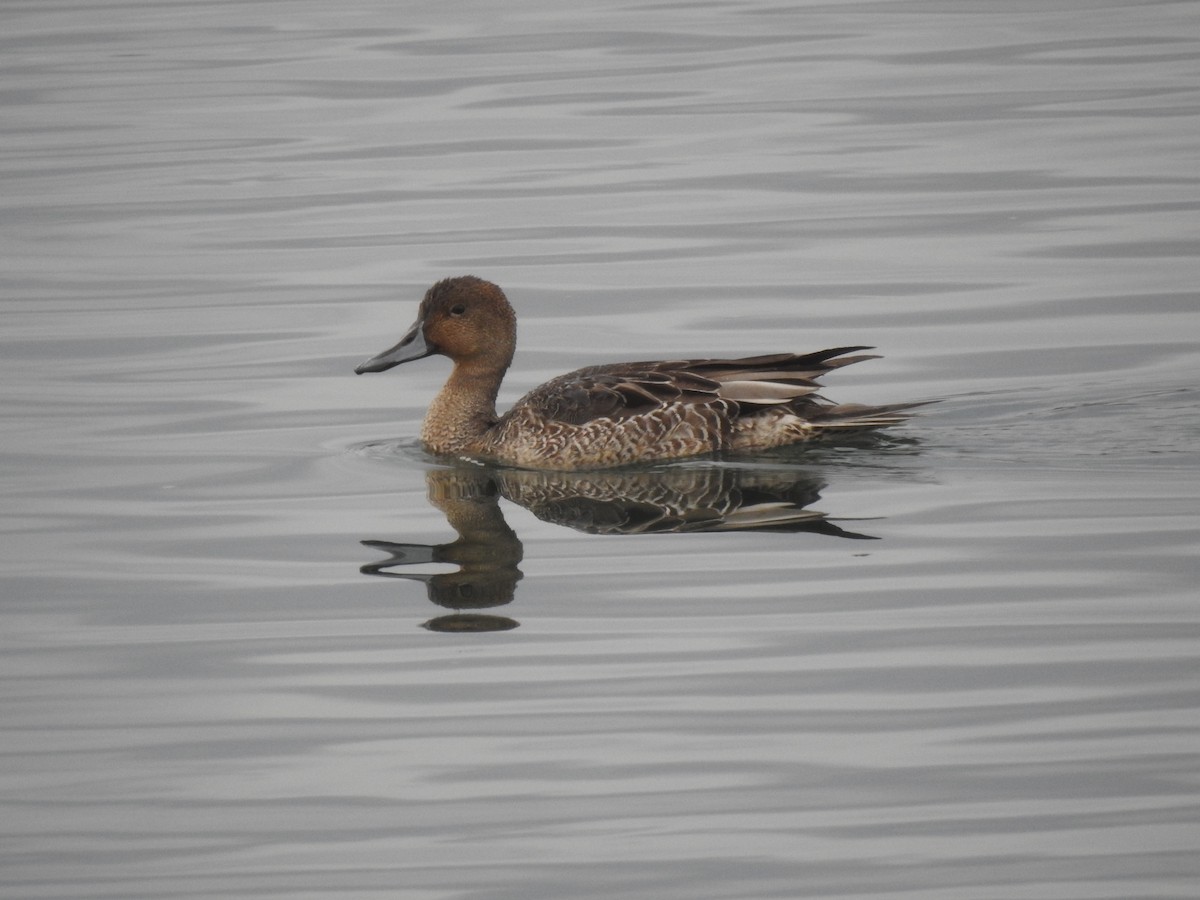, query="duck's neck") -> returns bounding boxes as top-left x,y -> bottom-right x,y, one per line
421,362 -> 505,455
